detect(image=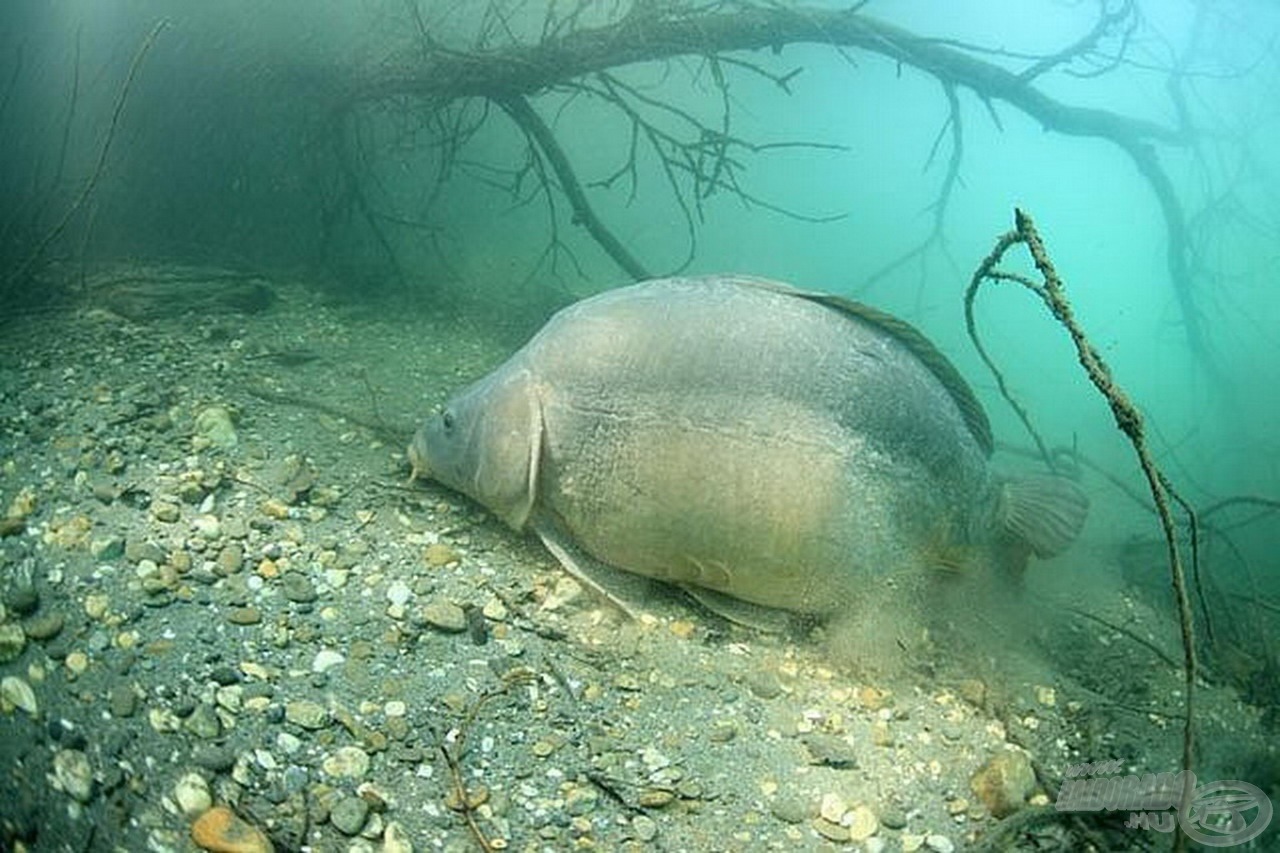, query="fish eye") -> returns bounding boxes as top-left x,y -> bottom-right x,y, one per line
441,410 -> 455,431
